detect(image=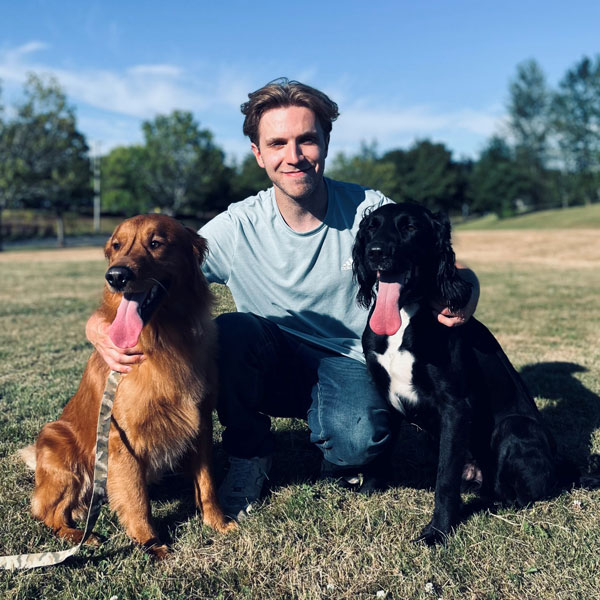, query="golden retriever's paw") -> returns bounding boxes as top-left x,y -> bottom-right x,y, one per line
143,538 -> 171,560
84,533 -> 103,547
219,520 -> 238,533
202,508 -> 239,533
